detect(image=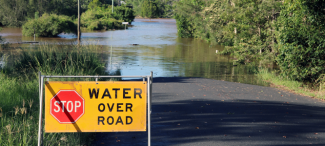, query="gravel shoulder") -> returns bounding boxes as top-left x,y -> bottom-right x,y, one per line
93,77 -> 325,146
